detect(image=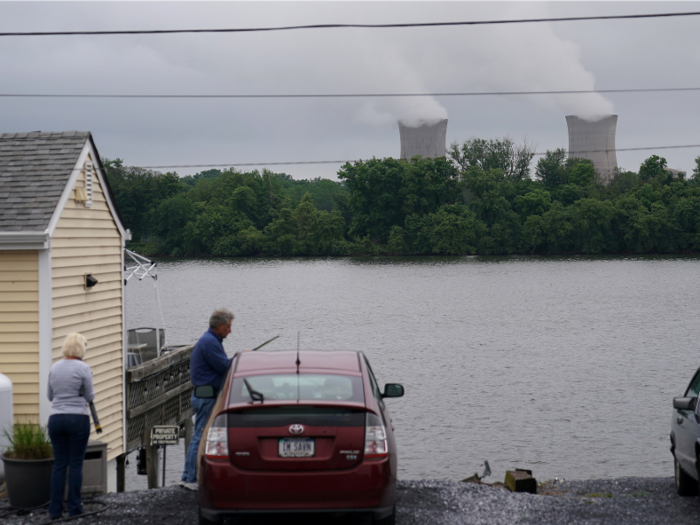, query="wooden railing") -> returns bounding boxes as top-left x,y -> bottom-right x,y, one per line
124,344 -> 194,451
